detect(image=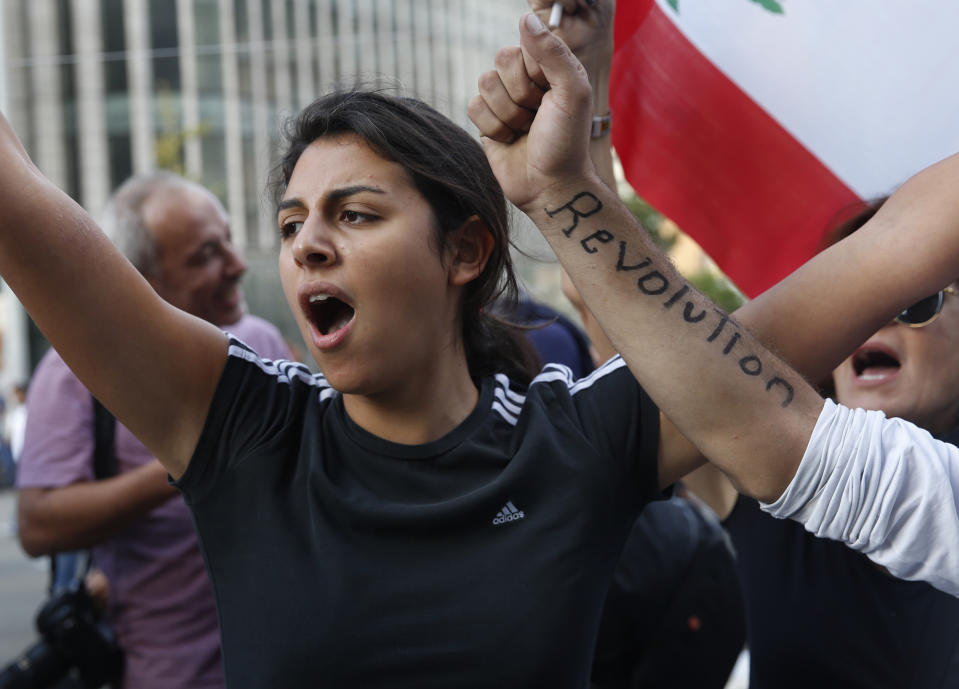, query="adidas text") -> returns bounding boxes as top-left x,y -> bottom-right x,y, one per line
493,501 -> 525,525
